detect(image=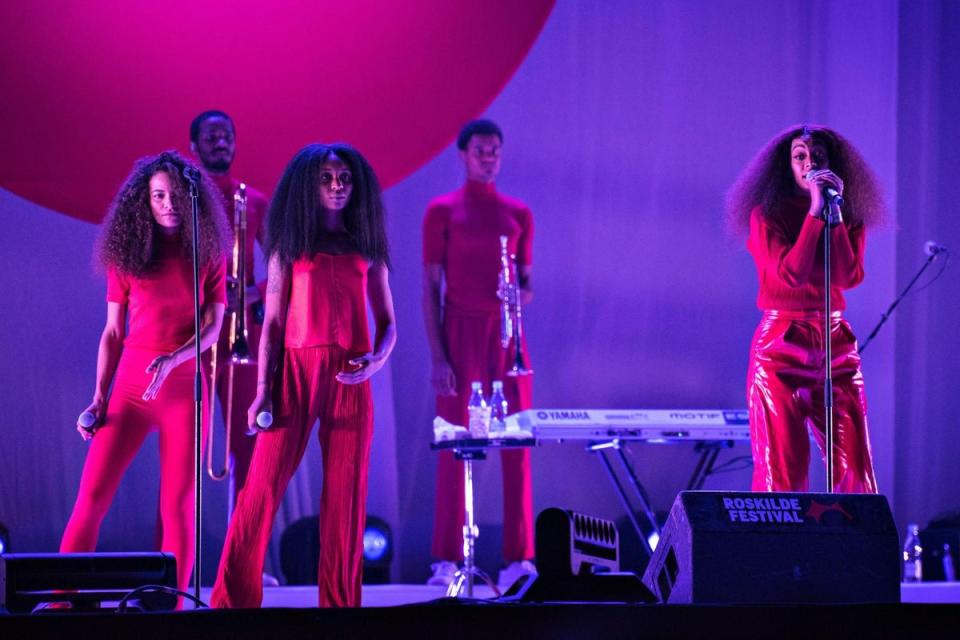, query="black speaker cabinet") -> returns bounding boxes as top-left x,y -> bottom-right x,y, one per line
1,552 -> 177,612
641,491 -> 899,604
